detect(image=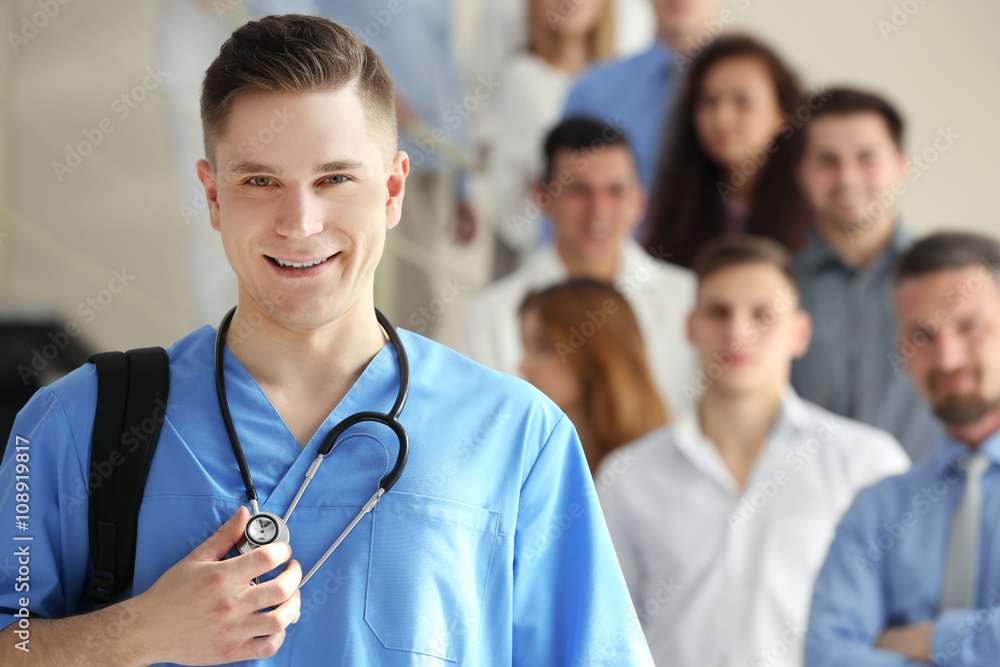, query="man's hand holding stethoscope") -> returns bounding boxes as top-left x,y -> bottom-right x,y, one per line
128,506 -> 302,666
